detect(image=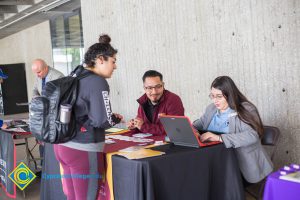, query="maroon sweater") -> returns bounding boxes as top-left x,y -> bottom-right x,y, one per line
135,90 -> 184,136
